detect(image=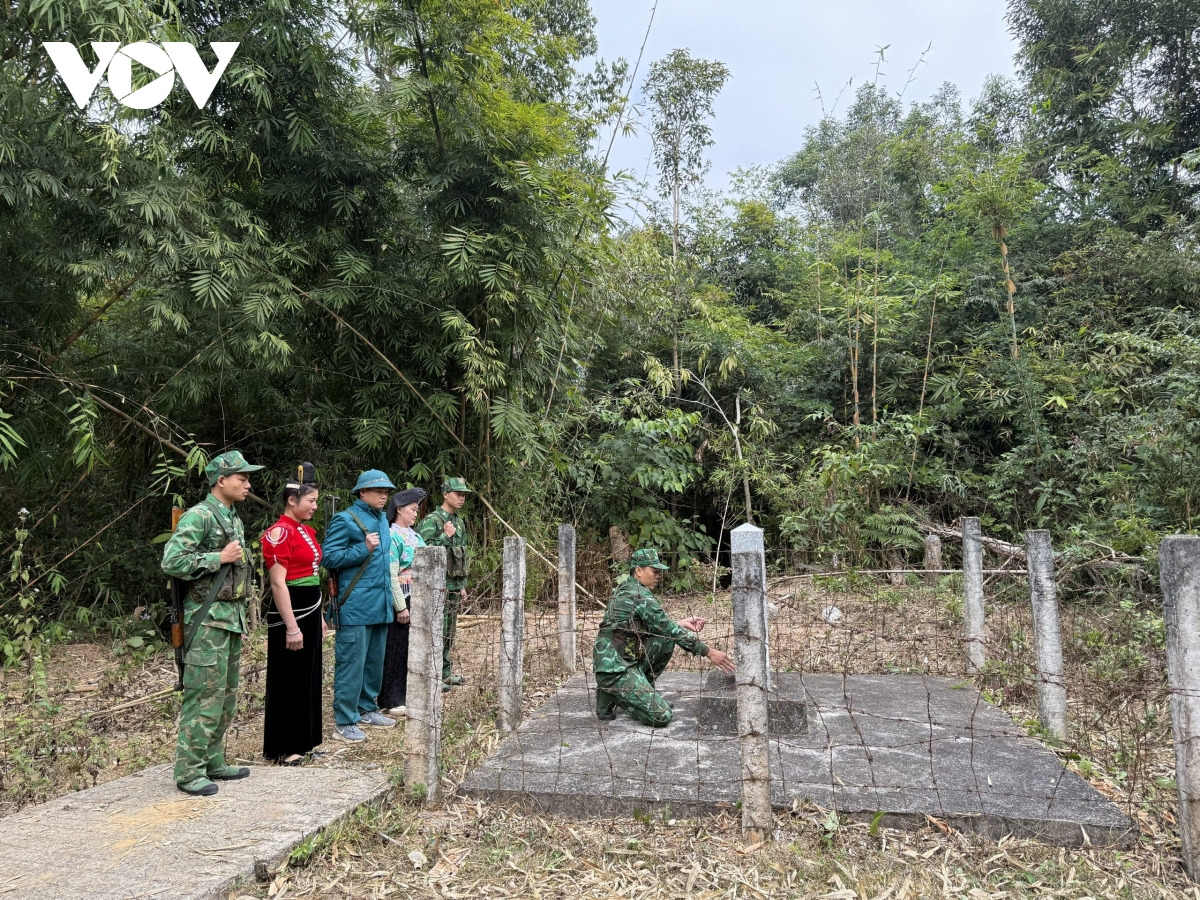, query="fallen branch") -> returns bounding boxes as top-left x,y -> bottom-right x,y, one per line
925,521 -> 1027,560
89,392 -> 270,510
90,687 -> 176,717
772,568 -> 1024,580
